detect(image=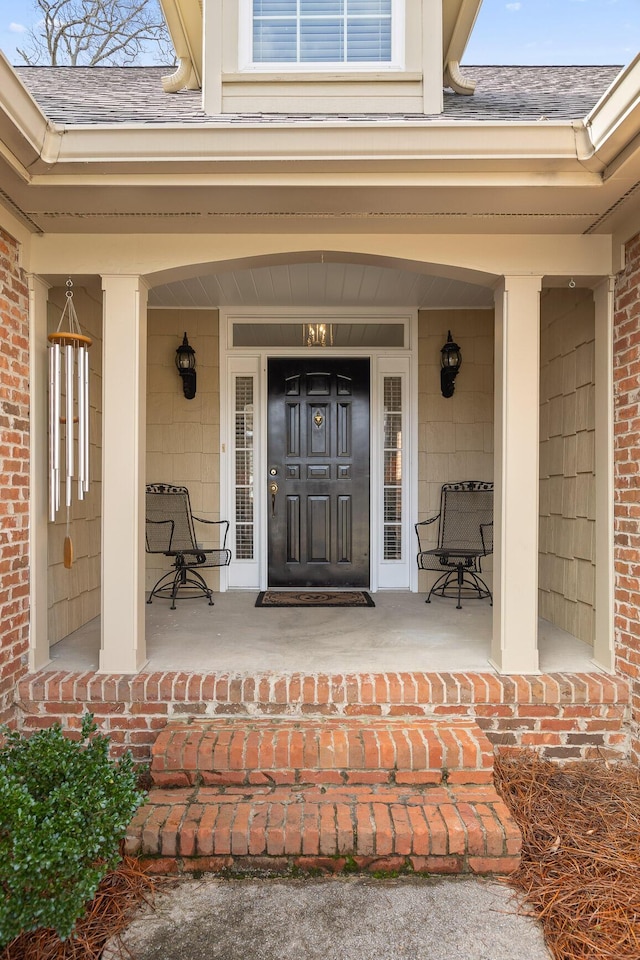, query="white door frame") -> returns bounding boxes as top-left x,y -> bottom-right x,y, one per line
219,308 -> 418,592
